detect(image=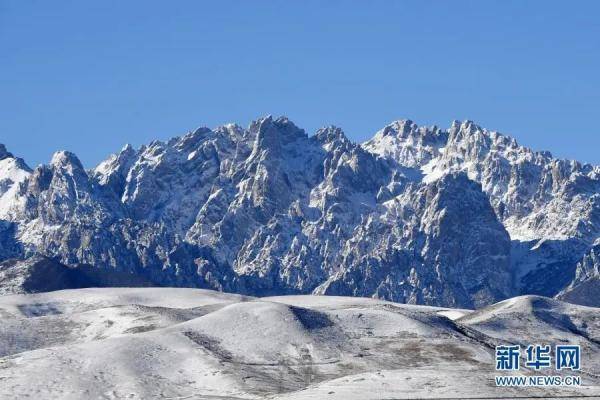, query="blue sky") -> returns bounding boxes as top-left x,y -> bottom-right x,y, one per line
1,1 -> 599,167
